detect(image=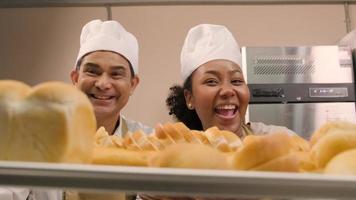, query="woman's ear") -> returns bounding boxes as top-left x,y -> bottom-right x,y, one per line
184,89 -> 194,110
